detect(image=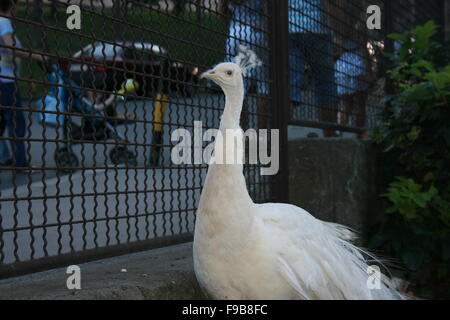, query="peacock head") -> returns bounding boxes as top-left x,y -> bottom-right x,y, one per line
201,46 -> 262,93
201,62 -> 243,90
